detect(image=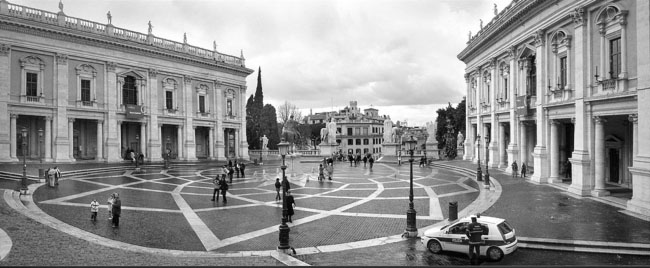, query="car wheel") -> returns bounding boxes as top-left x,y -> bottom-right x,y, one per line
486,247 -> 504,262
427,240 -> 443,253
